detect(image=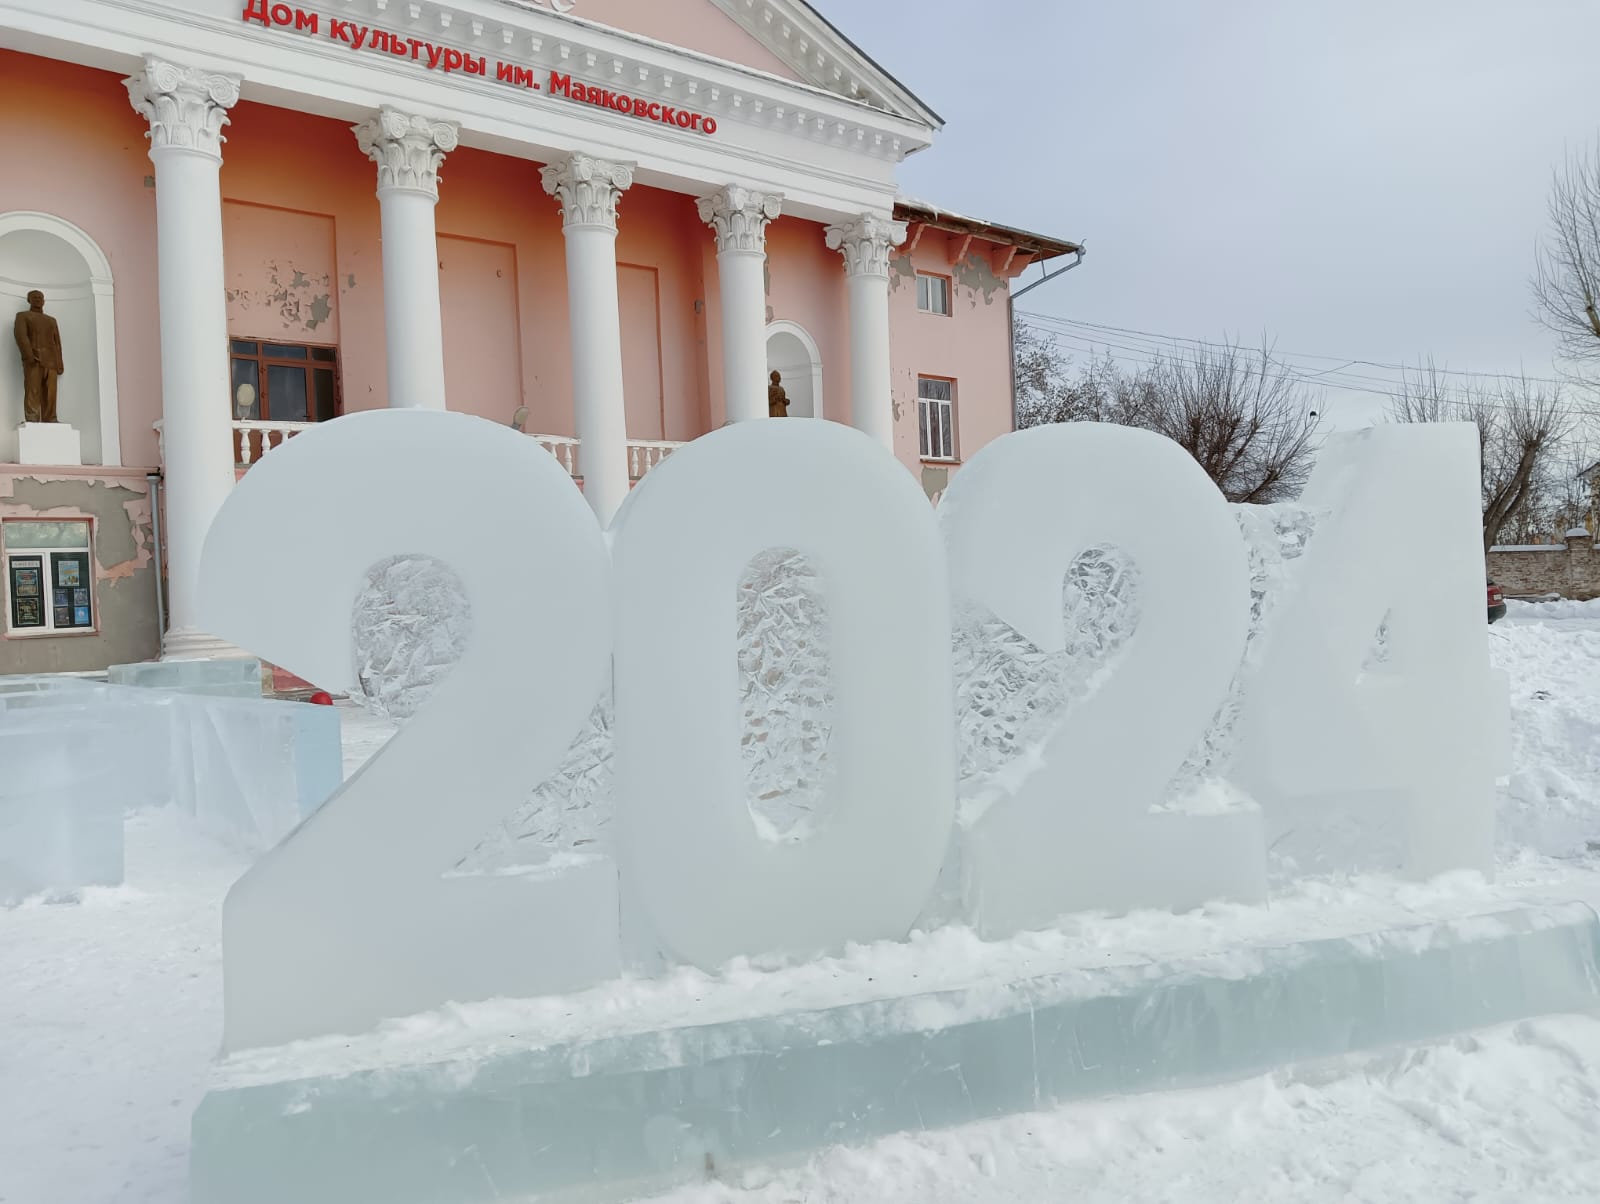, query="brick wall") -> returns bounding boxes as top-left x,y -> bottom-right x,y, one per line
1487,529 -> 1600,599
